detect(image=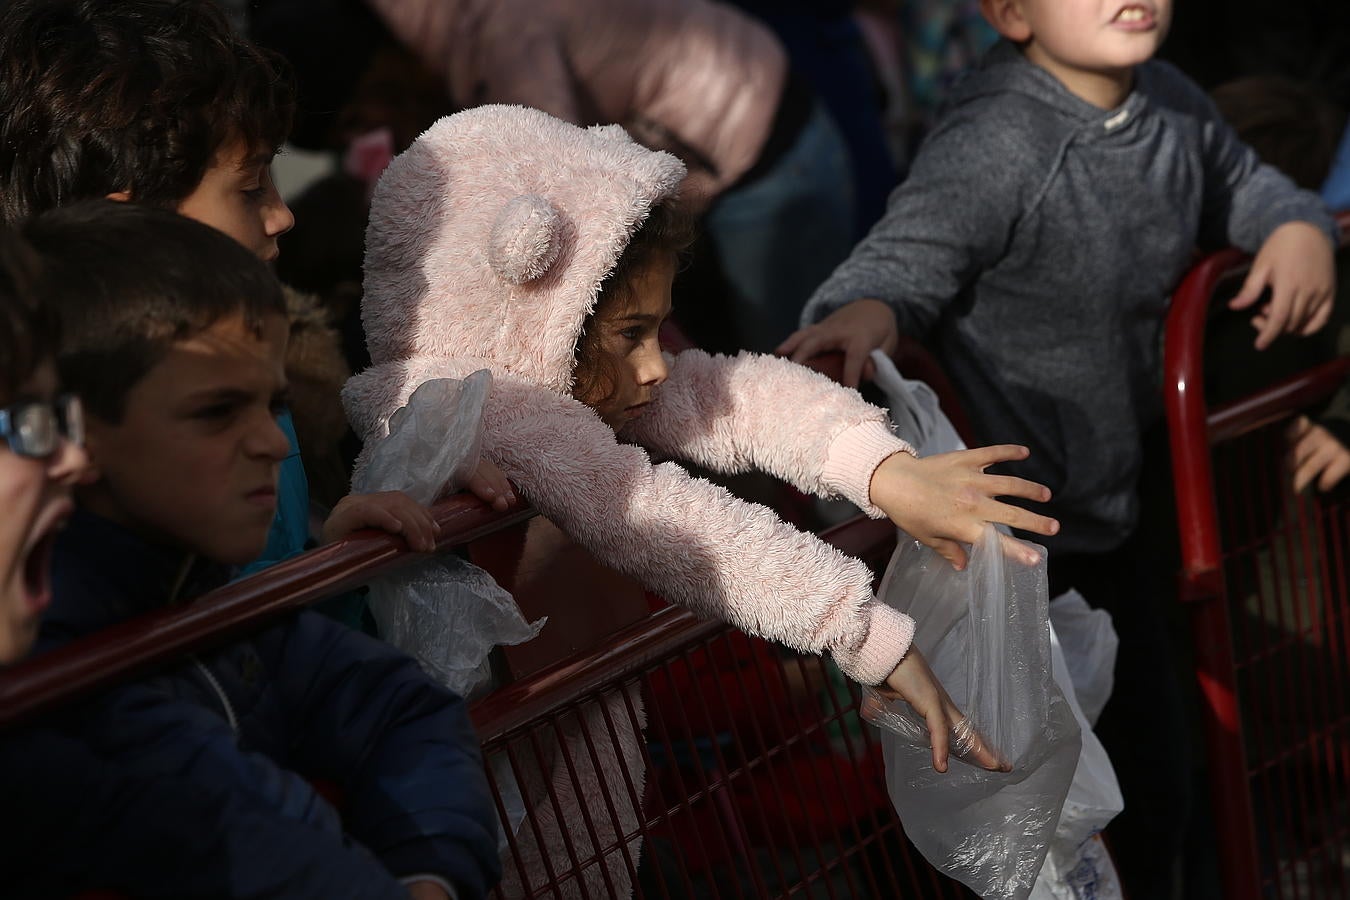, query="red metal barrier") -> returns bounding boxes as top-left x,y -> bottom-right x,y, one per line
1163,210 -> 1350,900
